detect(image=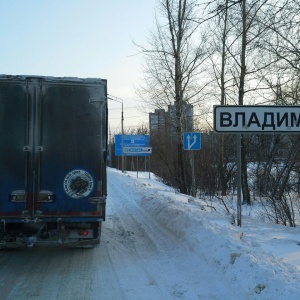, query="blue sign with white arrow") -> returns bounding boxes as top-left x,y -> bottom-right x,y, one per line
183,132 -> 201,150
